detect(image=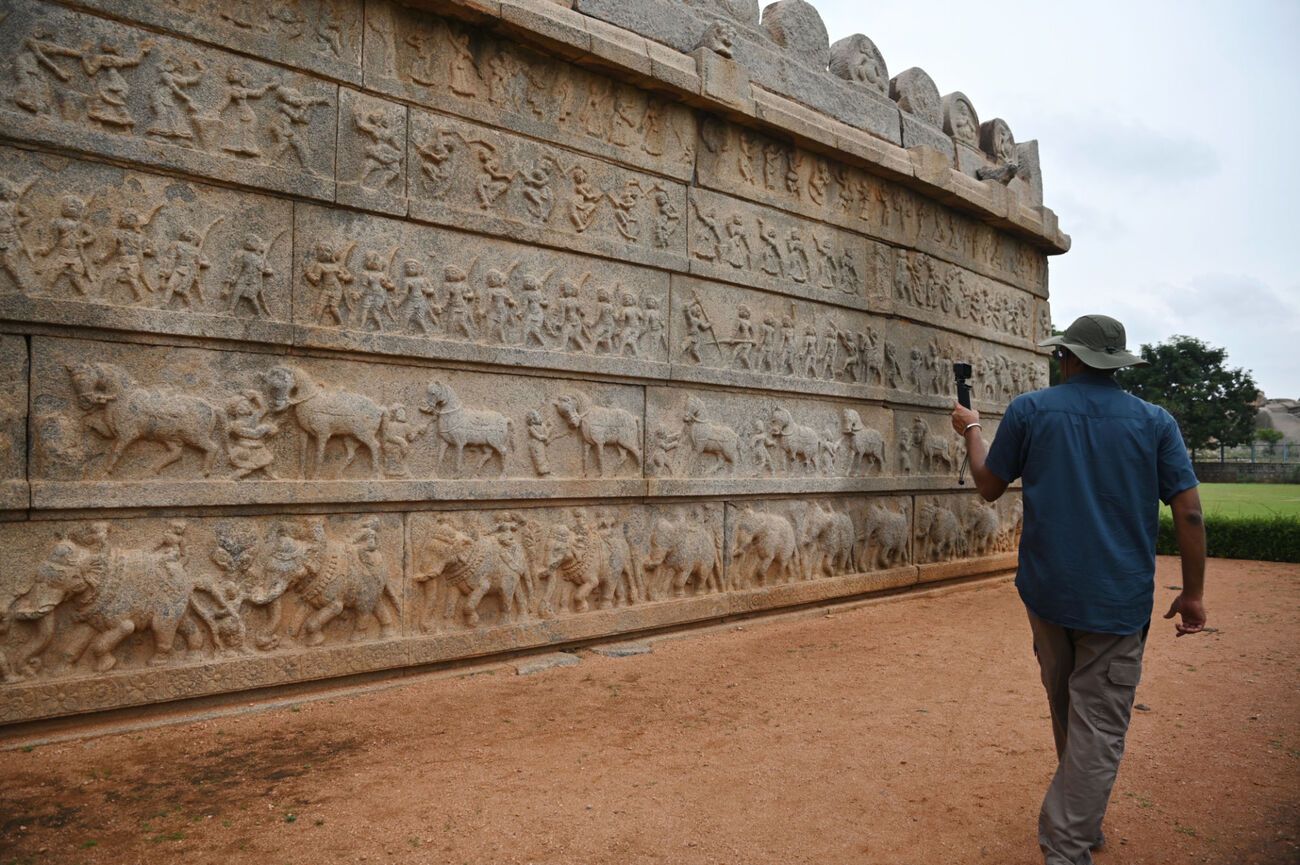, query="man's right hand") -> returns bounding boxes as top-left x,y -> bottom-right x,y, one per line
1163,593 -> 1207,637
